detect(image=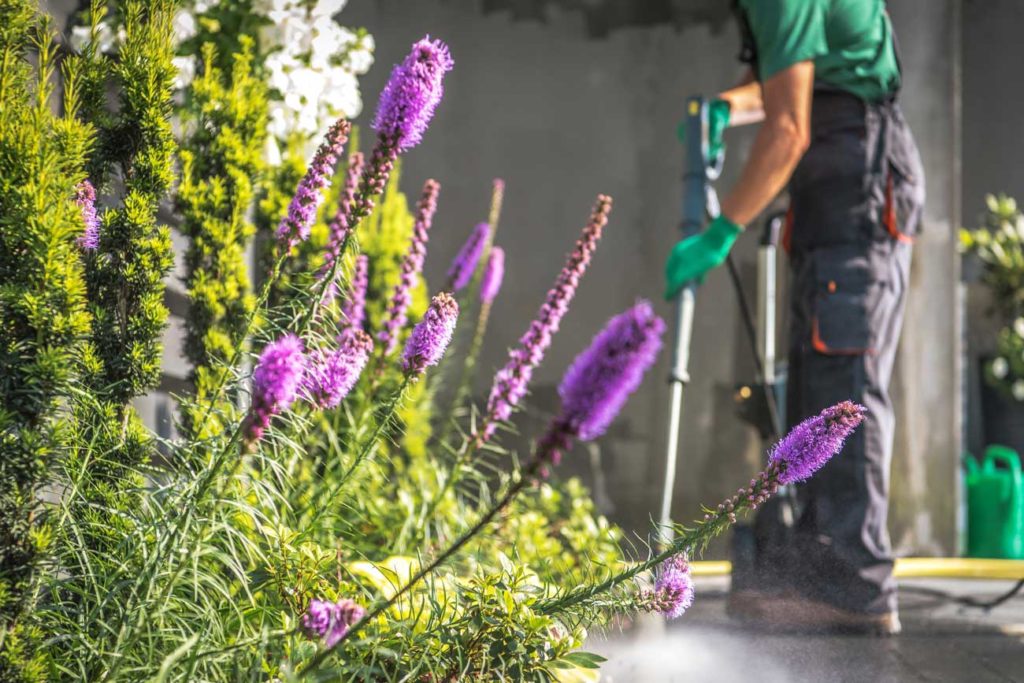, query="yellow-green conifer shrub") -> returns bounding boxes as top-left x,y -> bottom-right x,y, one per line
74,0 -> 177,548
0,5 -> 95,680
177,39 -> 266,438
